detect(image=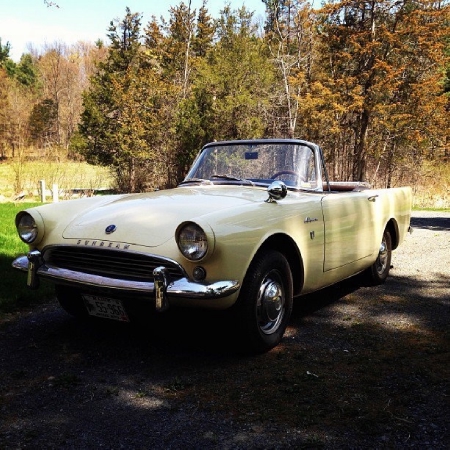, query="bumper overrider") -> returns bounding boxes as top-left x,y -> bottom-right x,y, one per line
12,250 -> 240,313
